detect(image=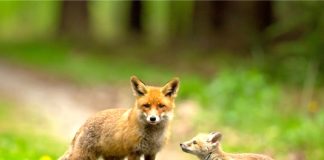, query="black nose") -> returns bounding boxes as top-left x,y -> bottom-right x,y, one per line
180,143 -> 184,147
150,117 -> 156,122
